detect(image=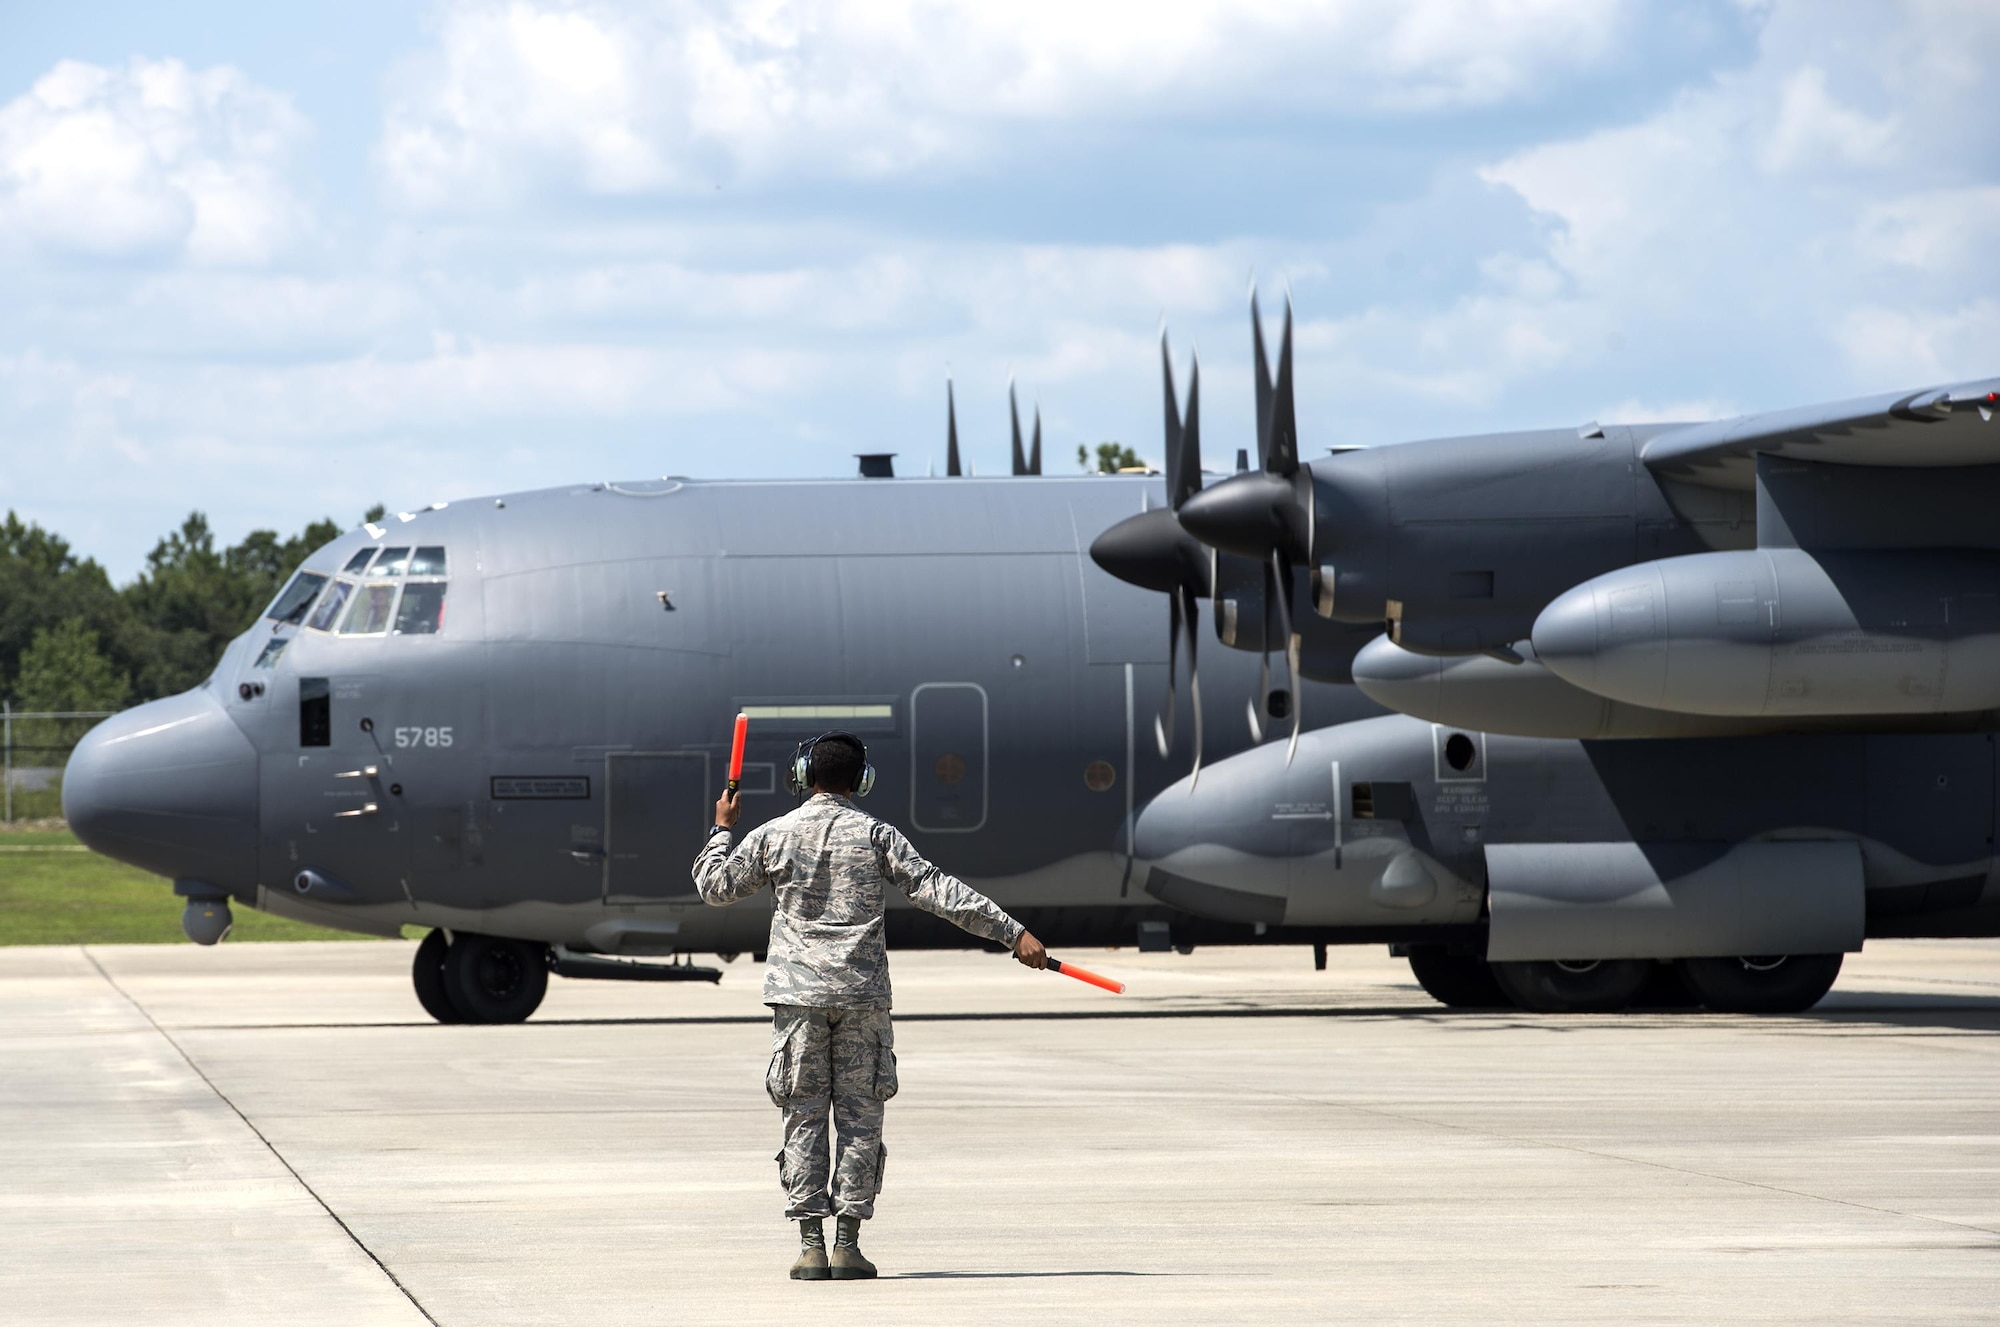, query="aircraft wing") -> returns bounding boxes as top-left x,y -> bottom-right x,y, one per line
1641,375 -> 2000,488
